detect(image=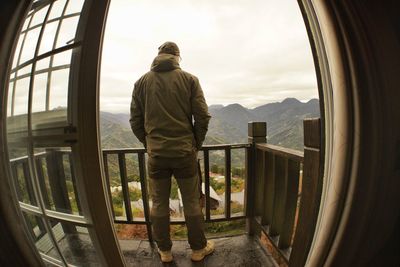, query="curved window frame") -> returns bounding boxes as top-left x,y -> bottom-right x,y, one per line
2,0 -> 398,266
1,0 -> 125,266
